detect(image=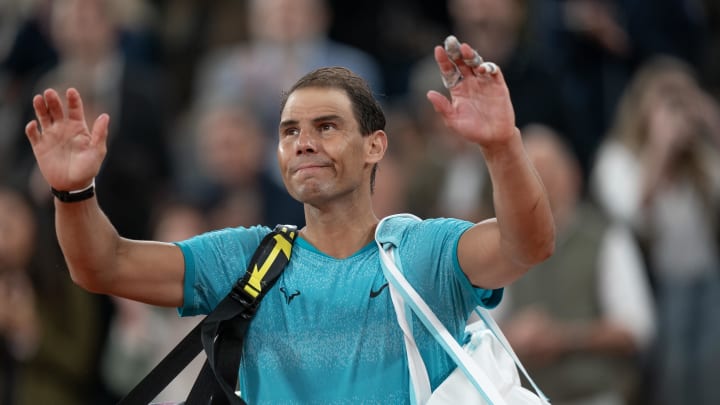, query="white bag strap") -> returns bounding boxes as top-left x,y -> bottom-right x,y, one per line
377,242 -> 507,405
375,214 -> 550,405
385,248 -> 433,404
474,307 -> 549,402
